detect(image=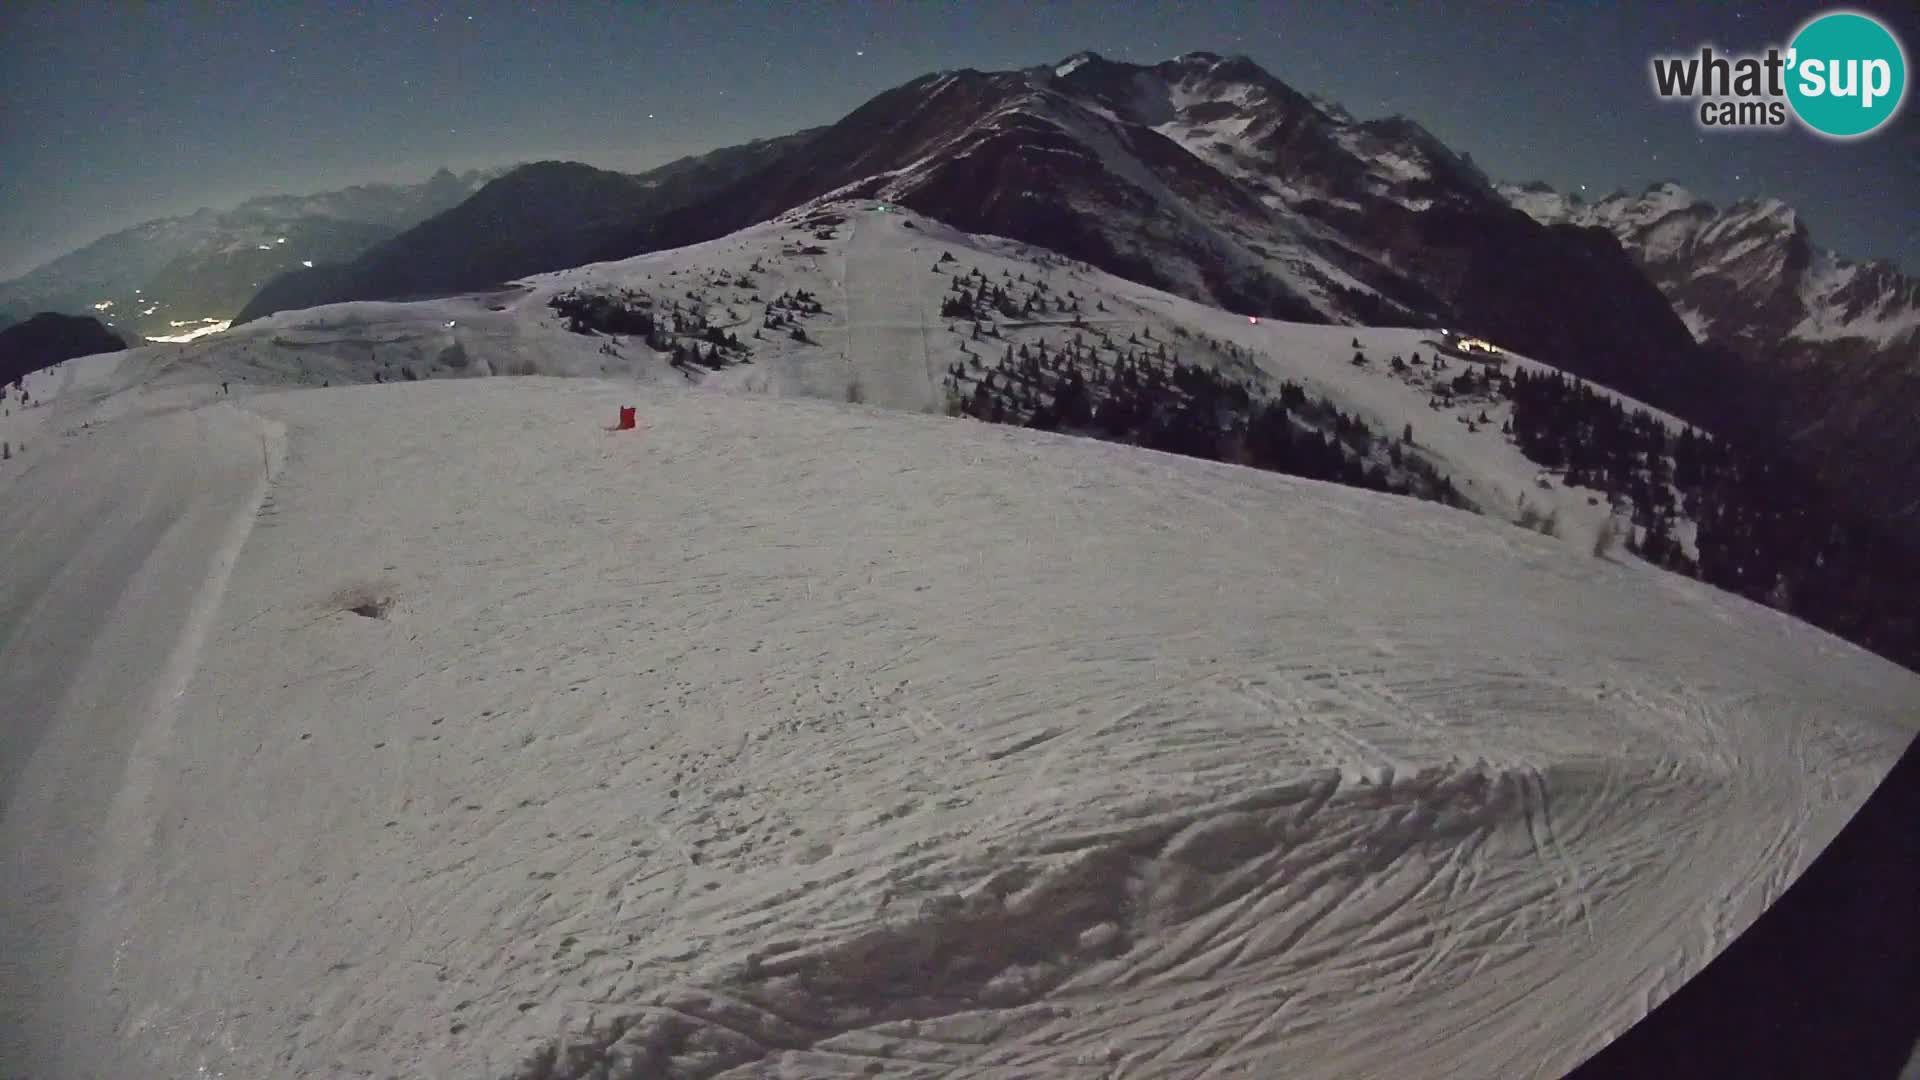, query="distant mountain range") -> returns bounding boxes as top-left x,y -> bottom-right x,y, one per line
0,168 -> 500,338
1501,180 -> 1920,533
